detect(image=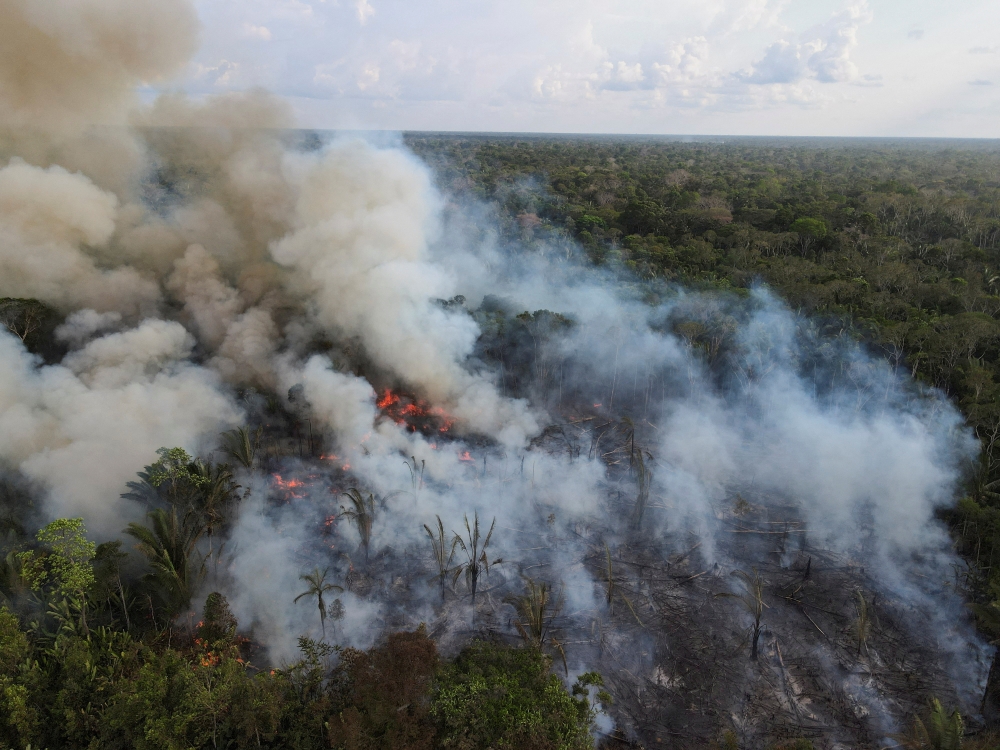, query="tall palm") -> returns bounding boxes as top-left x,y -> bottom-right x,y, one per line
125,506 -> 203,616
507,576 -> 567,673
340,488 -> 399,564
424,515 -> 454,596
452,513 -> 502,620
221,426 -> 262,470
295,567 -> 343,639
187,460 -> 239,566
341,489 -> 377,564
405,456 -> 425,502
